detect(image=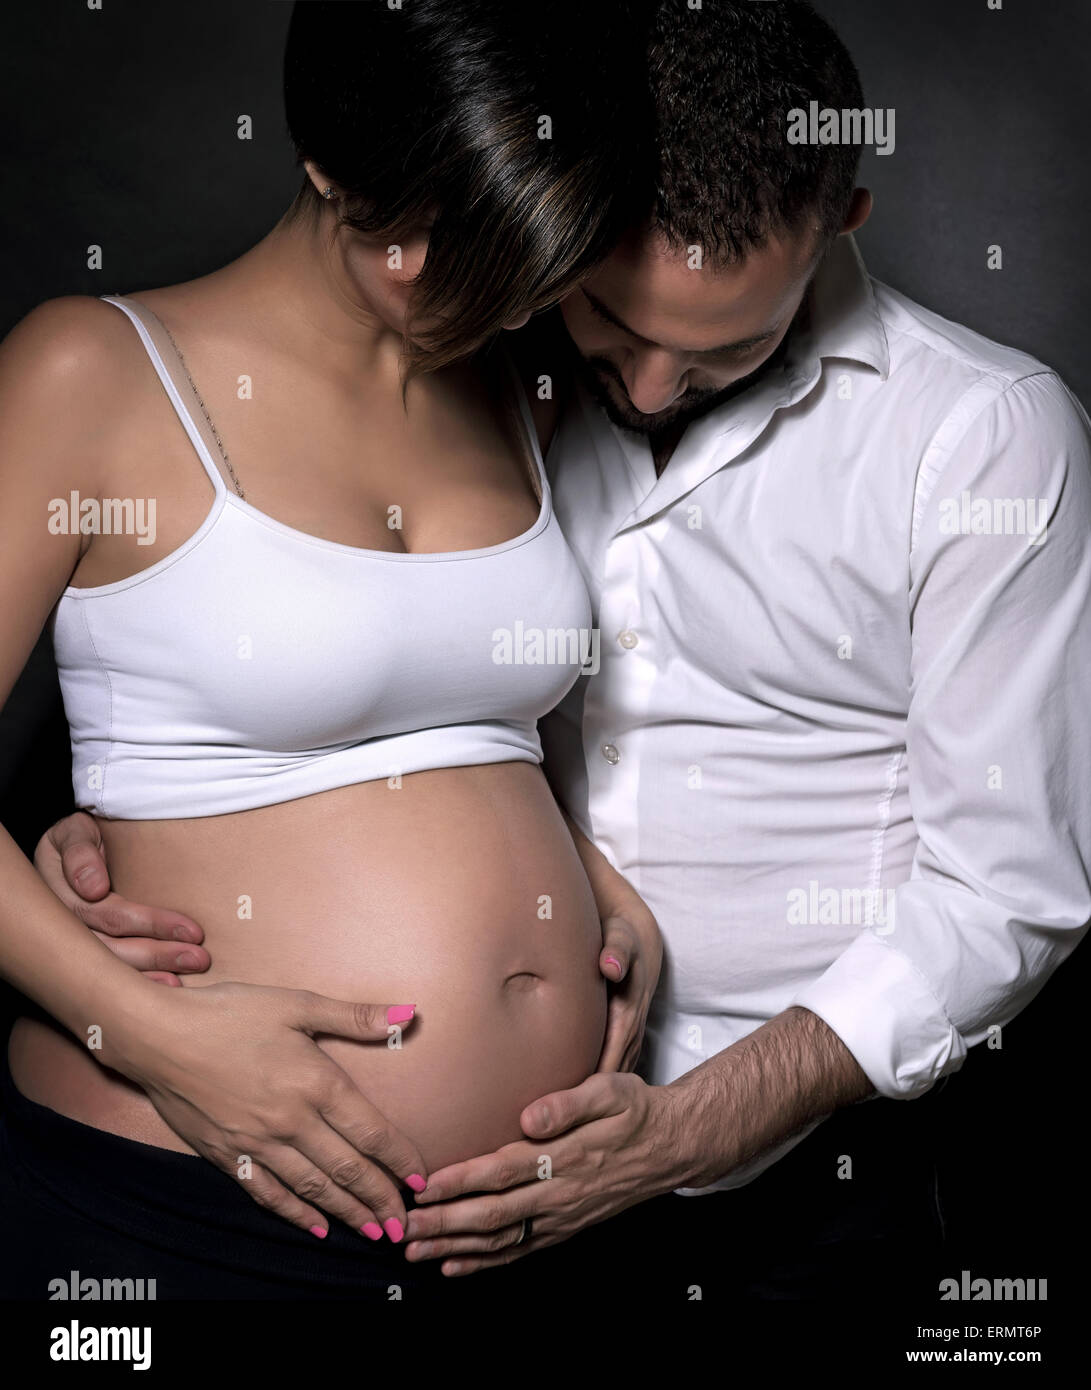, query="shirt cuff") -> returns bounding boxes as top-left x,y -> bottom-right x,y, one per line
789,930 -> 967,1098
